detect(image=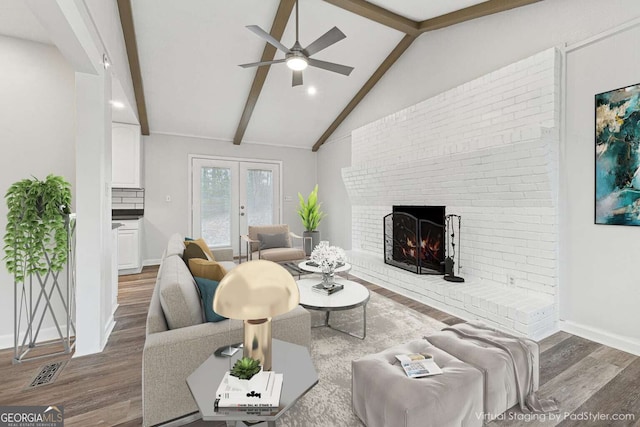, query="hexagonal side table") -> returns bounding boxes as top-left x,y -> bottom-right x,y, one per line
187,339 -> 318,426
